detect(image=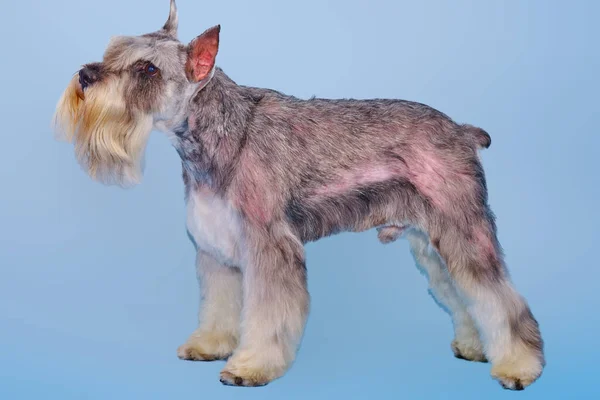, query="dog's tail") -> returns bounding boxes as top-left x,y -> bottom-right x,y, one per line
462,124 -> 491,149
